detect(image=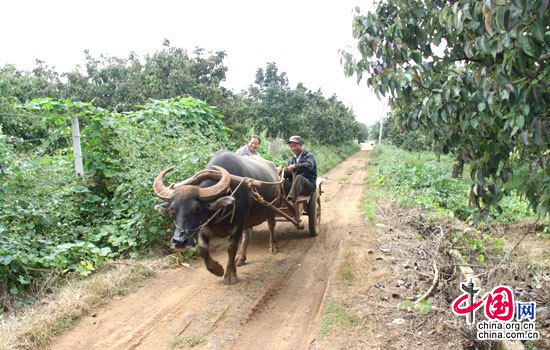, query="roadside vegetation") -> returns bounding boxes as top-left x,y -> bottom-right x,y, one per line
365,144 -> 548,257
368,145 -> 538,224
0,44 -> 361,349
